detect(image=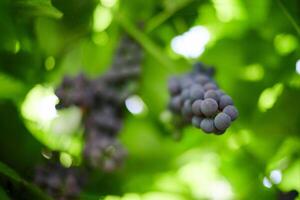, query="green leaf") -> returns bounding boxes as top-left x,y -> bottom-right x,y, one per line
0,162 -> 22,182
0,73 -> 26,101
13,0 -> 63,19
0,161 -> 53,200
0,186 -> 11,200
